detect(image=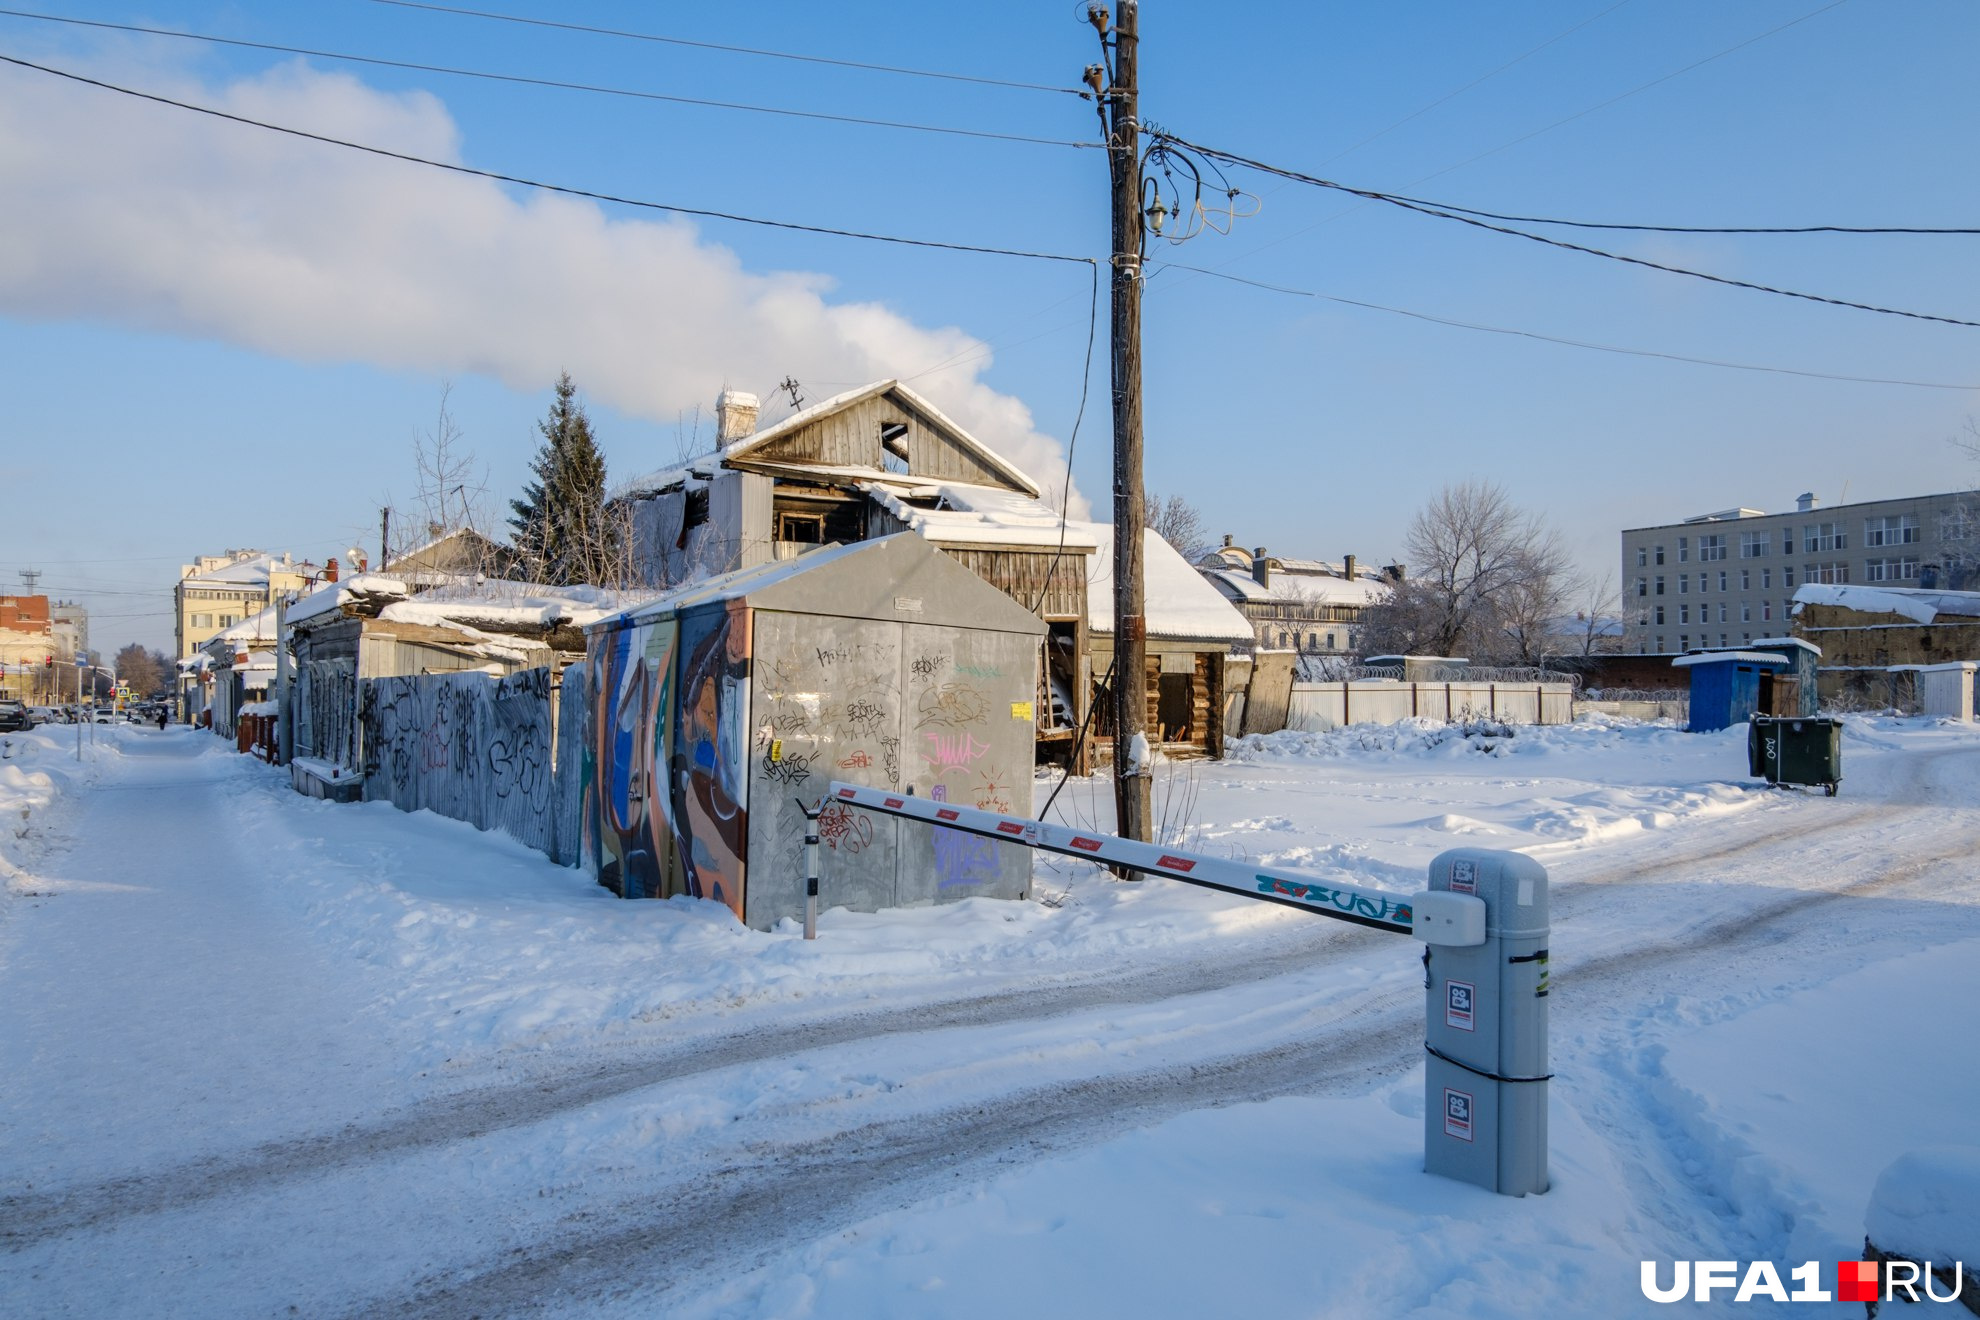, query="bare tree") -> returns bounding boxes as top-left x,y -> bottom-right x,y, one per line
1144,491 -> 1210,563
1359,480 -> 1573,663
377,384 -> 491,575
